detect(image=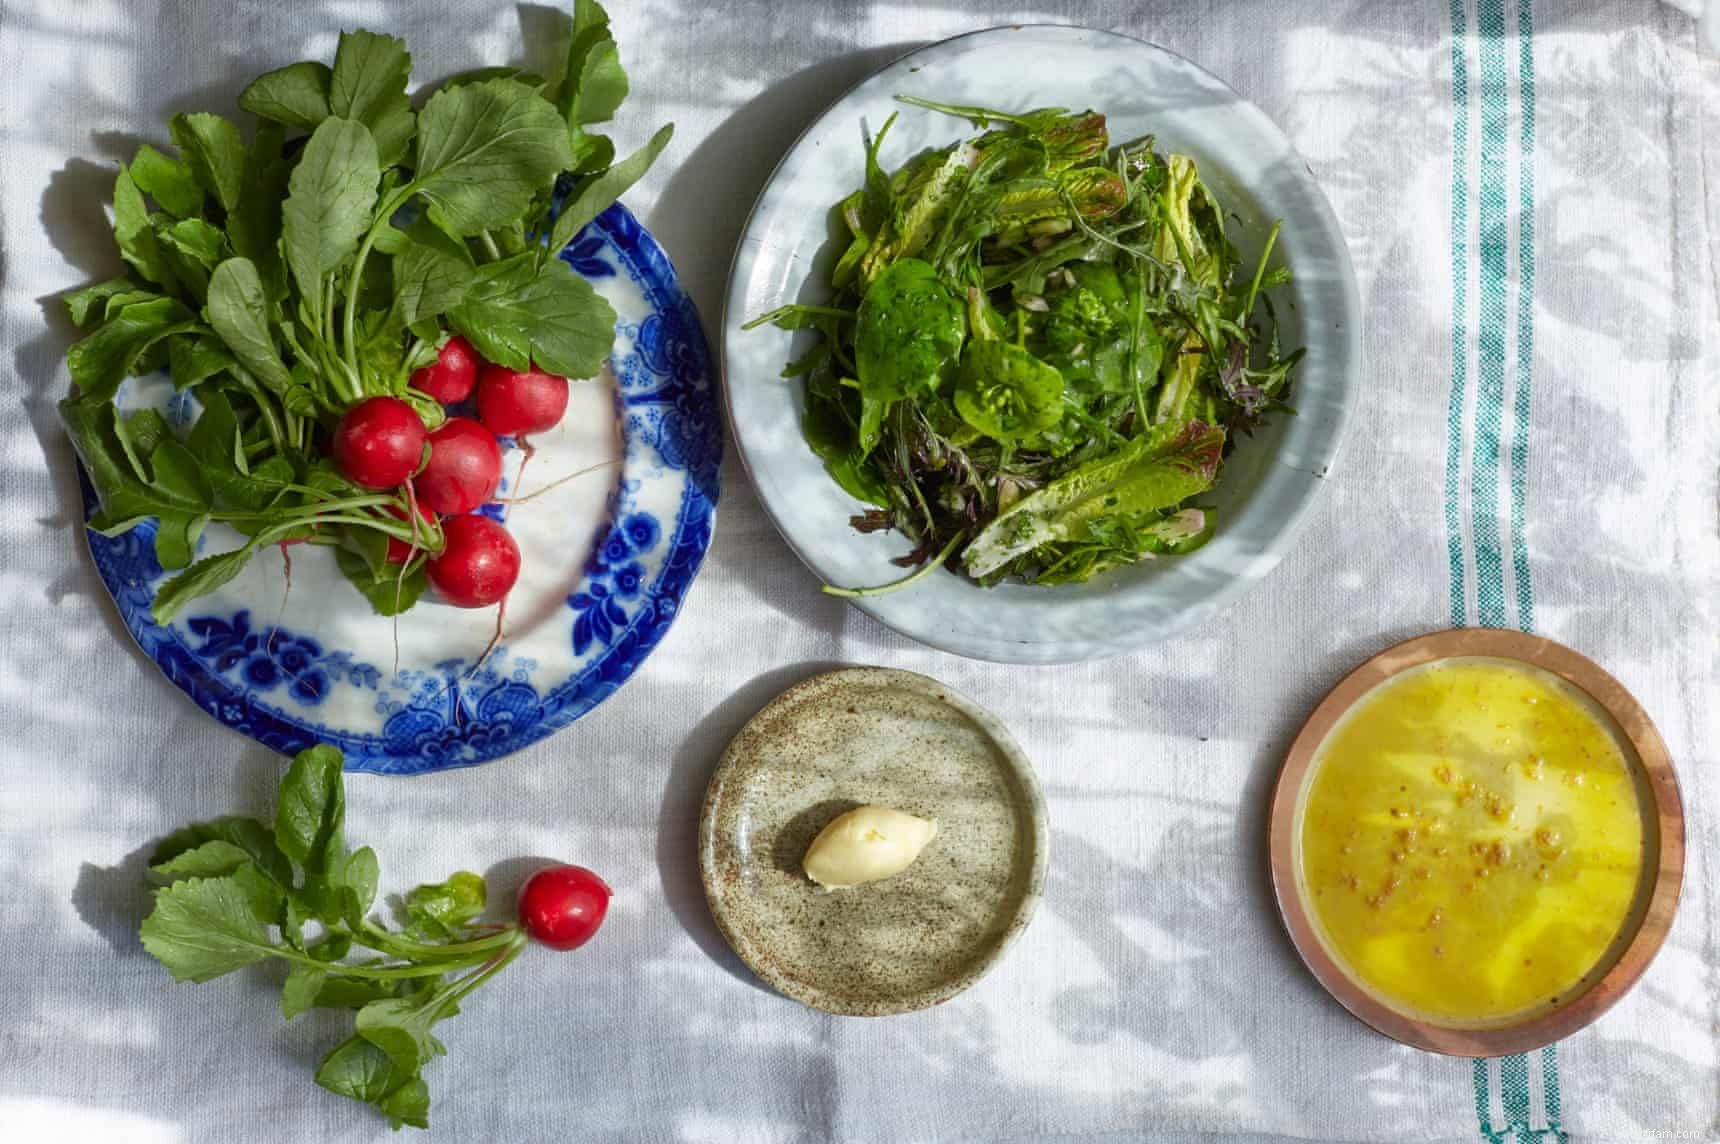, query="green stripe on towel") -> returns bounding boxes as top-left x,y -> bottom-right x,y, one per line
1472,0 -> 1510,630
1443,0 -> 1471,628
1451,1 -> 1564,1140
1510,0 -> 1536,633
